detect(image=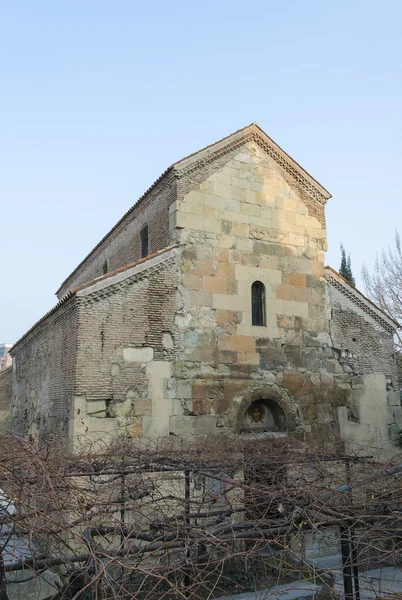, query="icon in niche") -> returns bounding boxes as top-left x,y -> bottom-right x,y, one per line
247,403 -> 266,424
